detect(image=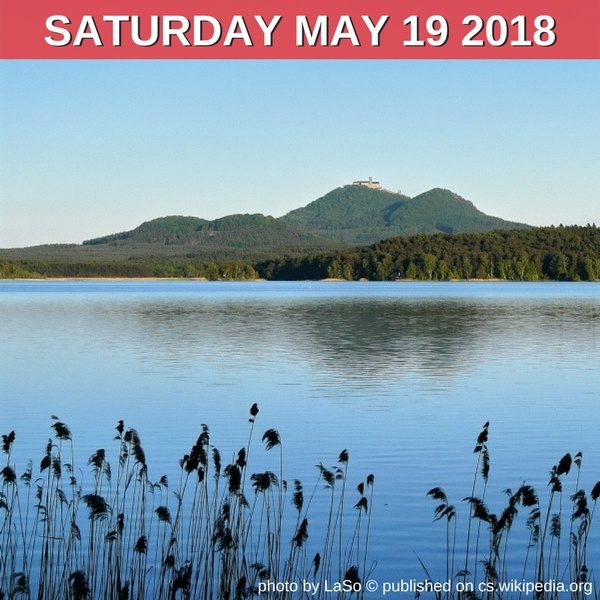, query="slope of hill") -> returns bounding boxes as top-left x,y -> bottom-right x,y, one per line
83,214 -> 324,250
281,186 -> 411,237
84,216 -> 210,245
280,185 -> 527,243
